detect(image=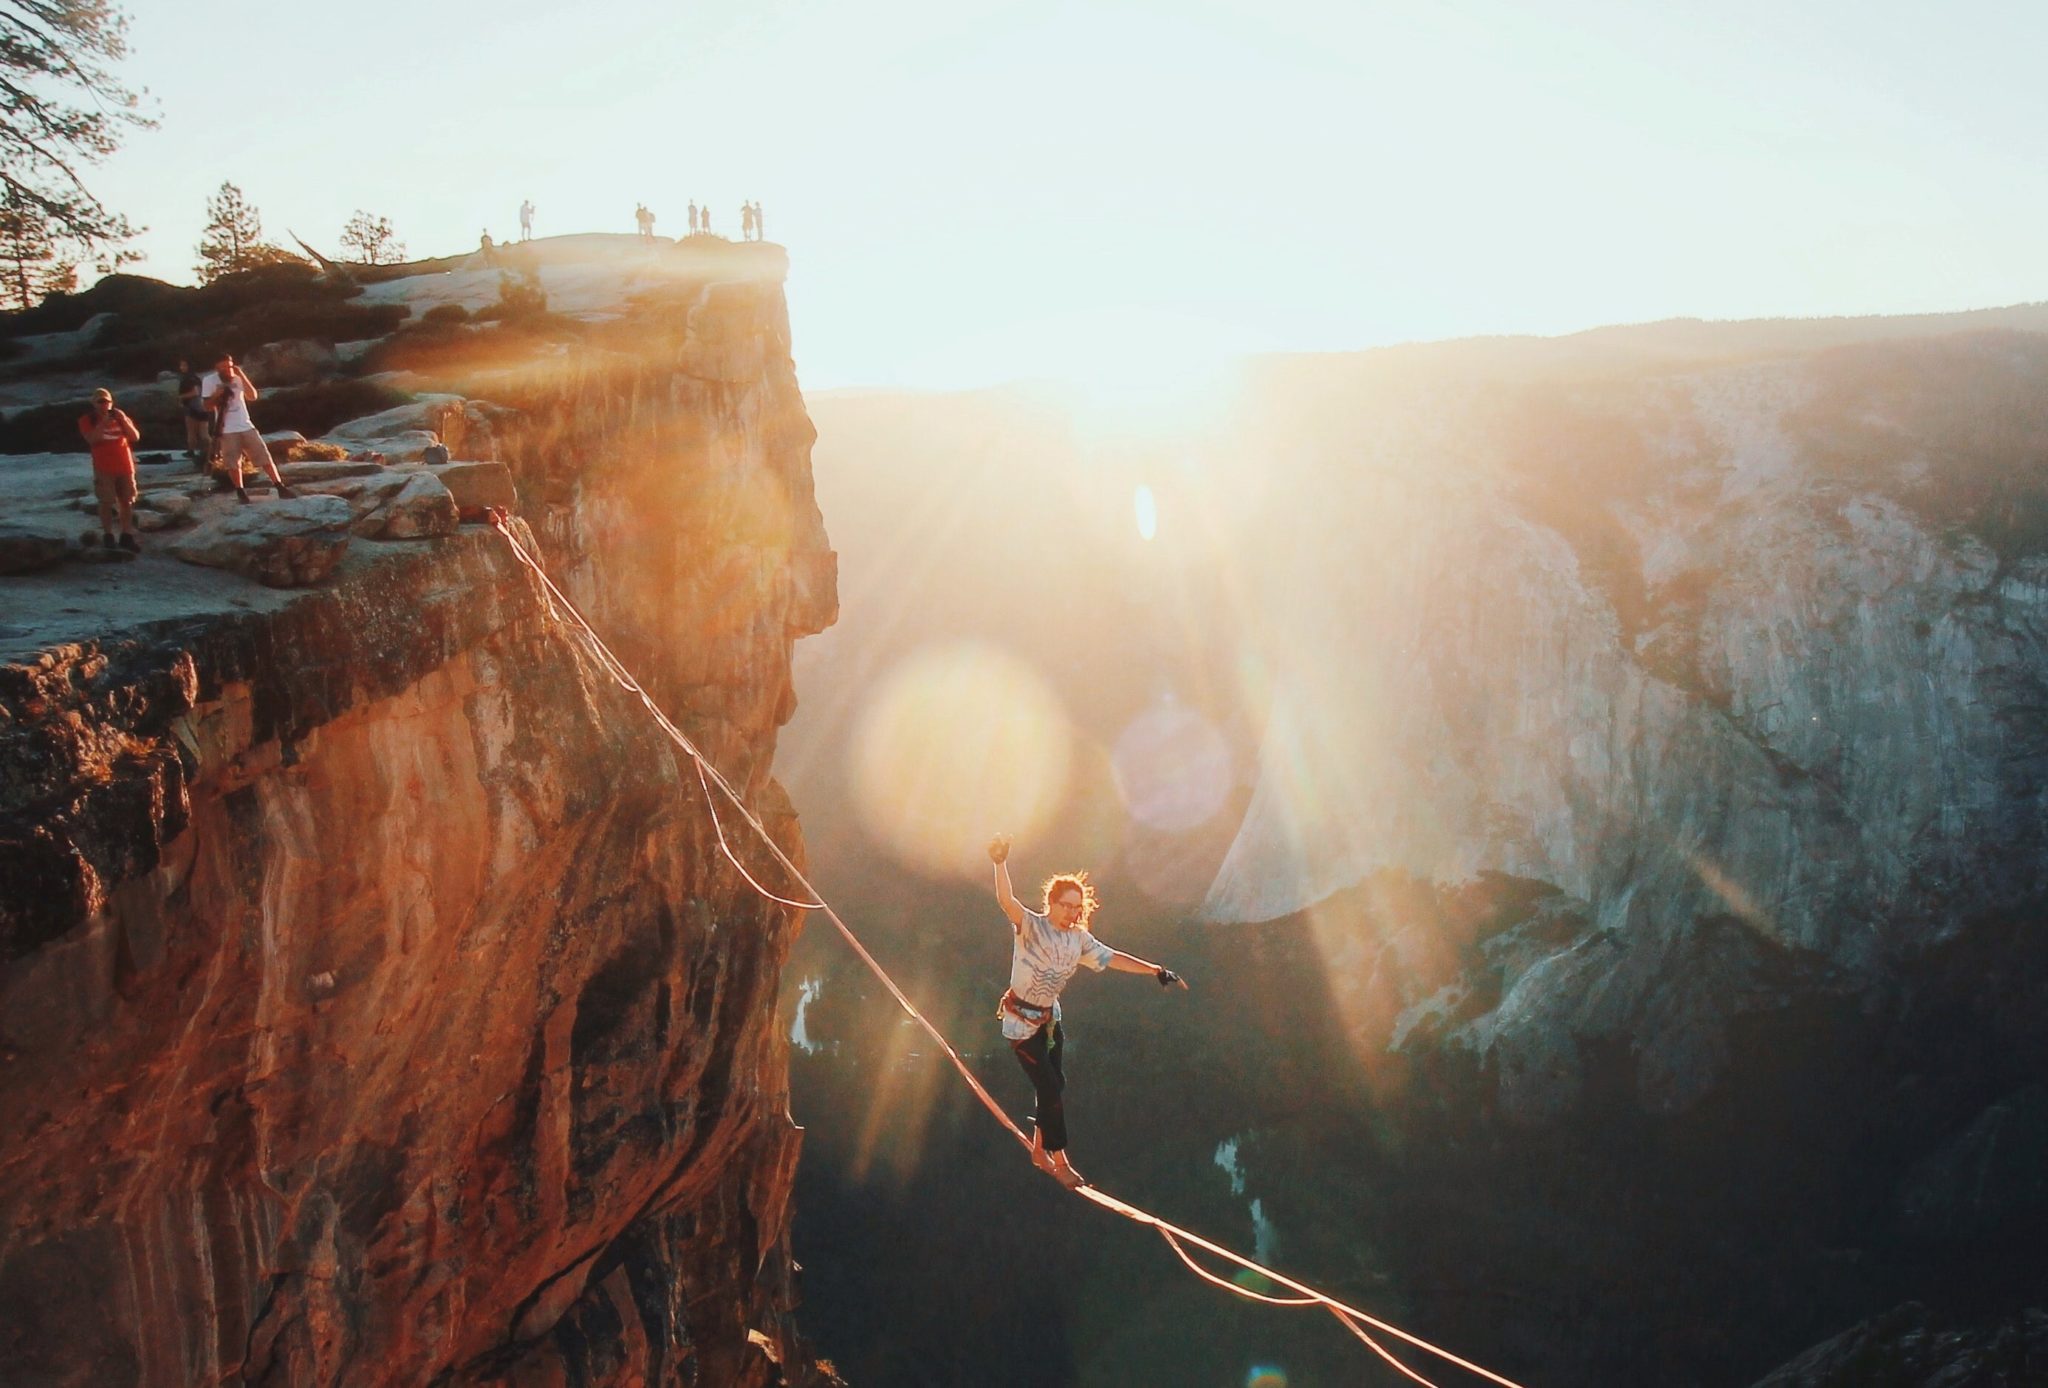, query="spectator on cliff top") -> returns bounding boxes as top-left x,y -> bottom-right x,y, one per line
984,834 -> 1188,1190
751,201 -> 764,241
519,199 -> 534,241
688,200 -> 699,235
699,203 -> 711,236
635,203 -> 655,241
740,202 -> 754,241
203,354 -> 295,504
79,389 -> 142,552
175,358 -> 211,464
479,230 -> 497,266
